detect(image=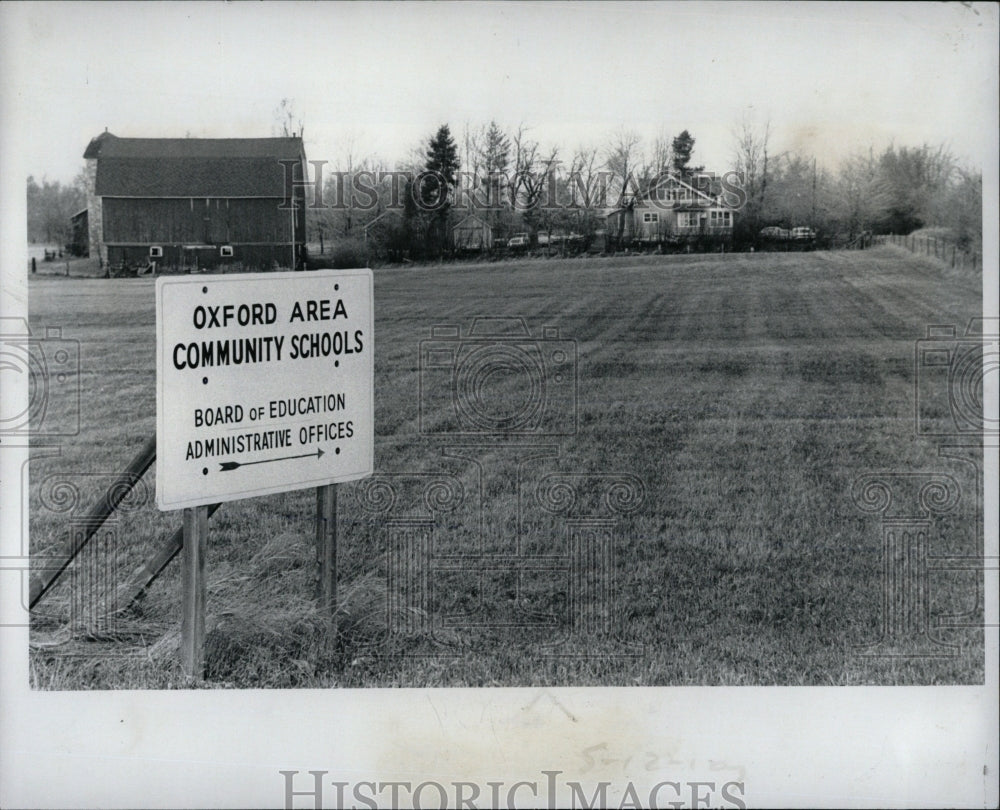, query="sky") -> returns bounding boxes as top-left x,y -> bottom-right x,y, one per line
2,1 -> 997,185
